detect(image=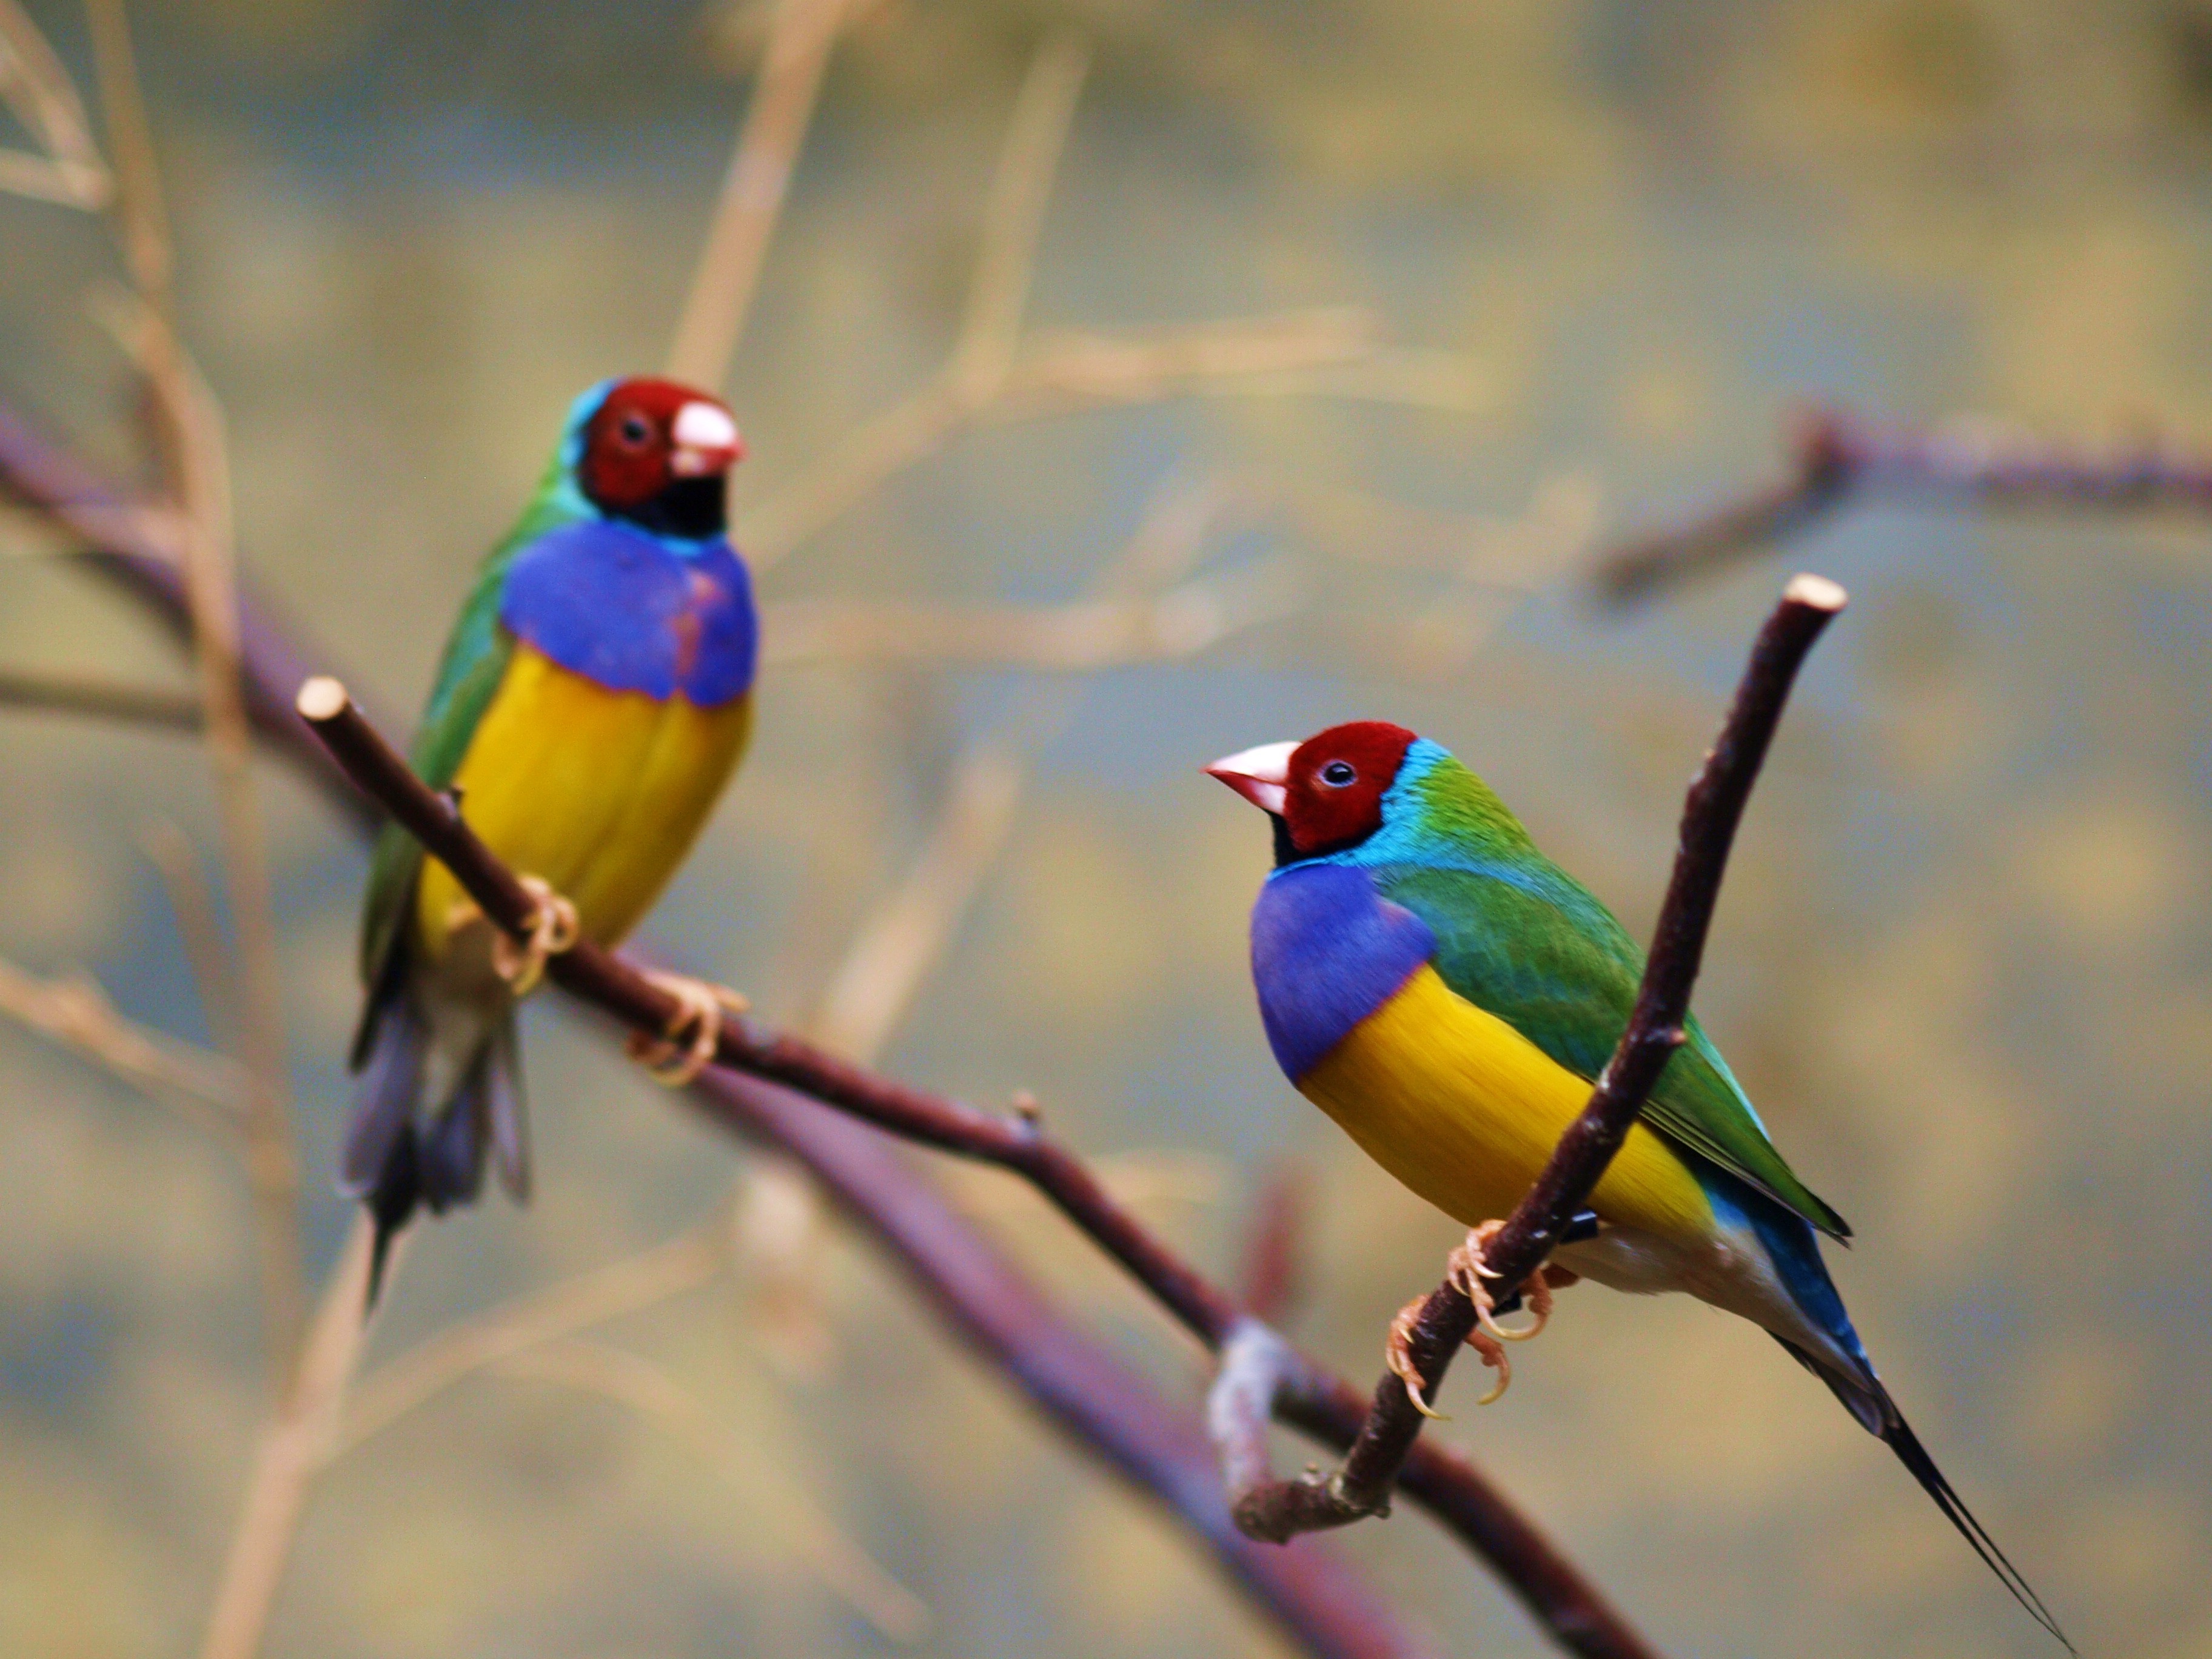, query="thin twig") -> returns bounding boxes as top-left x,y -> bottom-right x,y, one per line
0,953 -> 245,1138
1238,1161 -> 1310,1326
742,309 -> 1376,569
0,0 -> 111,206
947,32 -> 1088,399
333,1216 -> 733,1458
665,0 -> 851,387
87,0 -> 304,1382
197,1221 -> 378,1659
1221,573 -> 1847,1543
761,557 -> 1301,671
492,1338 -> 932,1643
1592,406 -> 2212,608
138,819 -> 241,1057
293,675 -> 1661,1658
0,665 -> 199,728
